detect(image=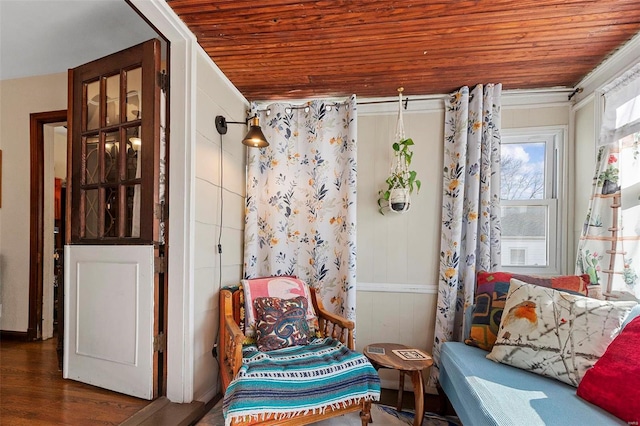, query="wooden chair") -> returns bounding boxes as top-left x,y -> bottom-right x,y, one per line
218,285 -> 375,425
